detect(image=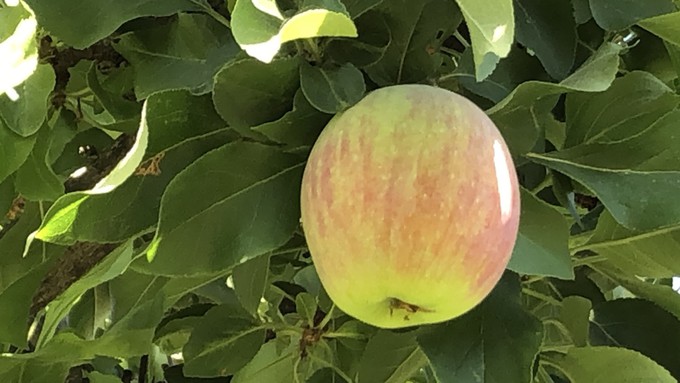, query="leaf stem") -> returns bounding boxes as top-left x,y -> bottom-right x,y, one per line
317,303 -> 335,330
303,39 -> 323,63
453,31 -> 470,48
306,352 -> 354,383
571,254 -> 608,267
190,0 -> 231,29
521,288 -> 562,306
